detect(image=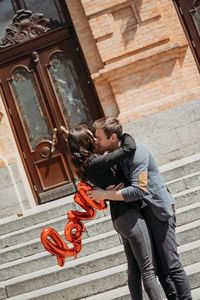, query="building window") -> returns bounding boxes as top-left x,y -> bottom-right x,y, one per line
192,1 -> 200,36
173,0 -> 200,72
